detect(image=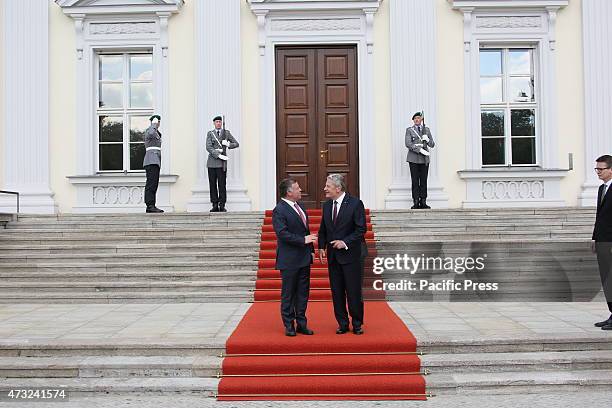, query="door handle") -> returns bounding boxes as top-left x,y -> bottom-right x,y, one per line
320,149 -> 328,159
